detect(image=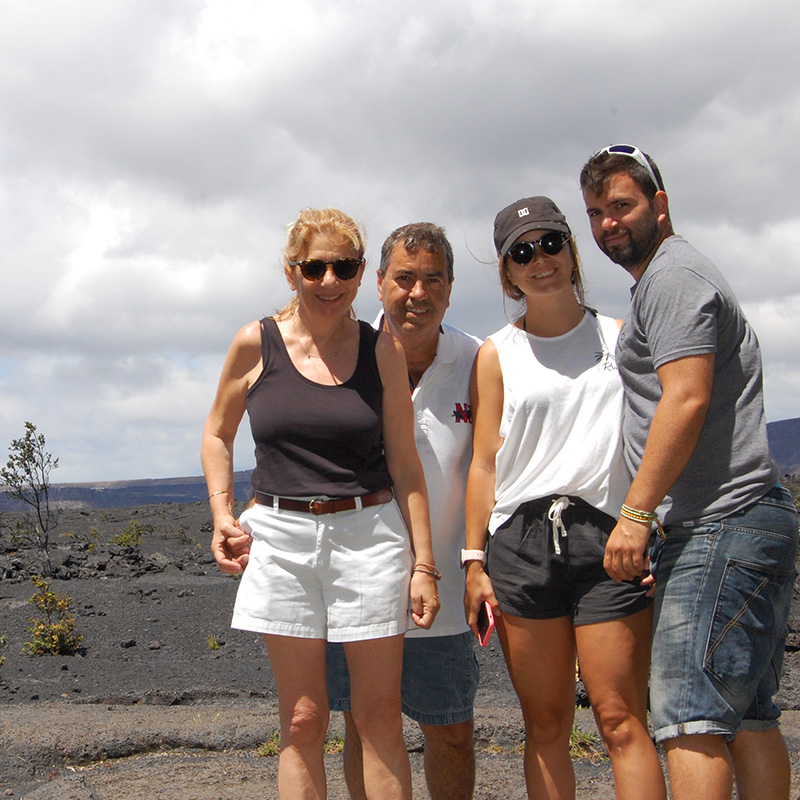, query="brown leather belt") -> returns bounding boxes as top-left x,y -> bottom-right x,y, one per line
254,488 -> 394,516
